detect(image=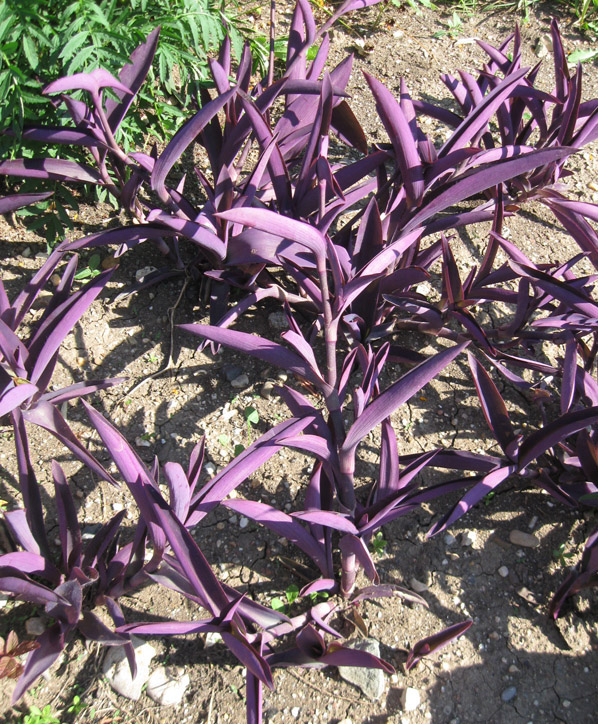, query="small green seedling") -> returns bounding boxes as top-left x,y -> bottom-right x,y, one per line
433,12 -> 463,39
244,405 -> 260,444
371,531 -> 388,556
74,253 -> 102,281
271,583 -> 300,613
217,434 -> 245,458
23,705 -> 61,724
553,543 -> 576,568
